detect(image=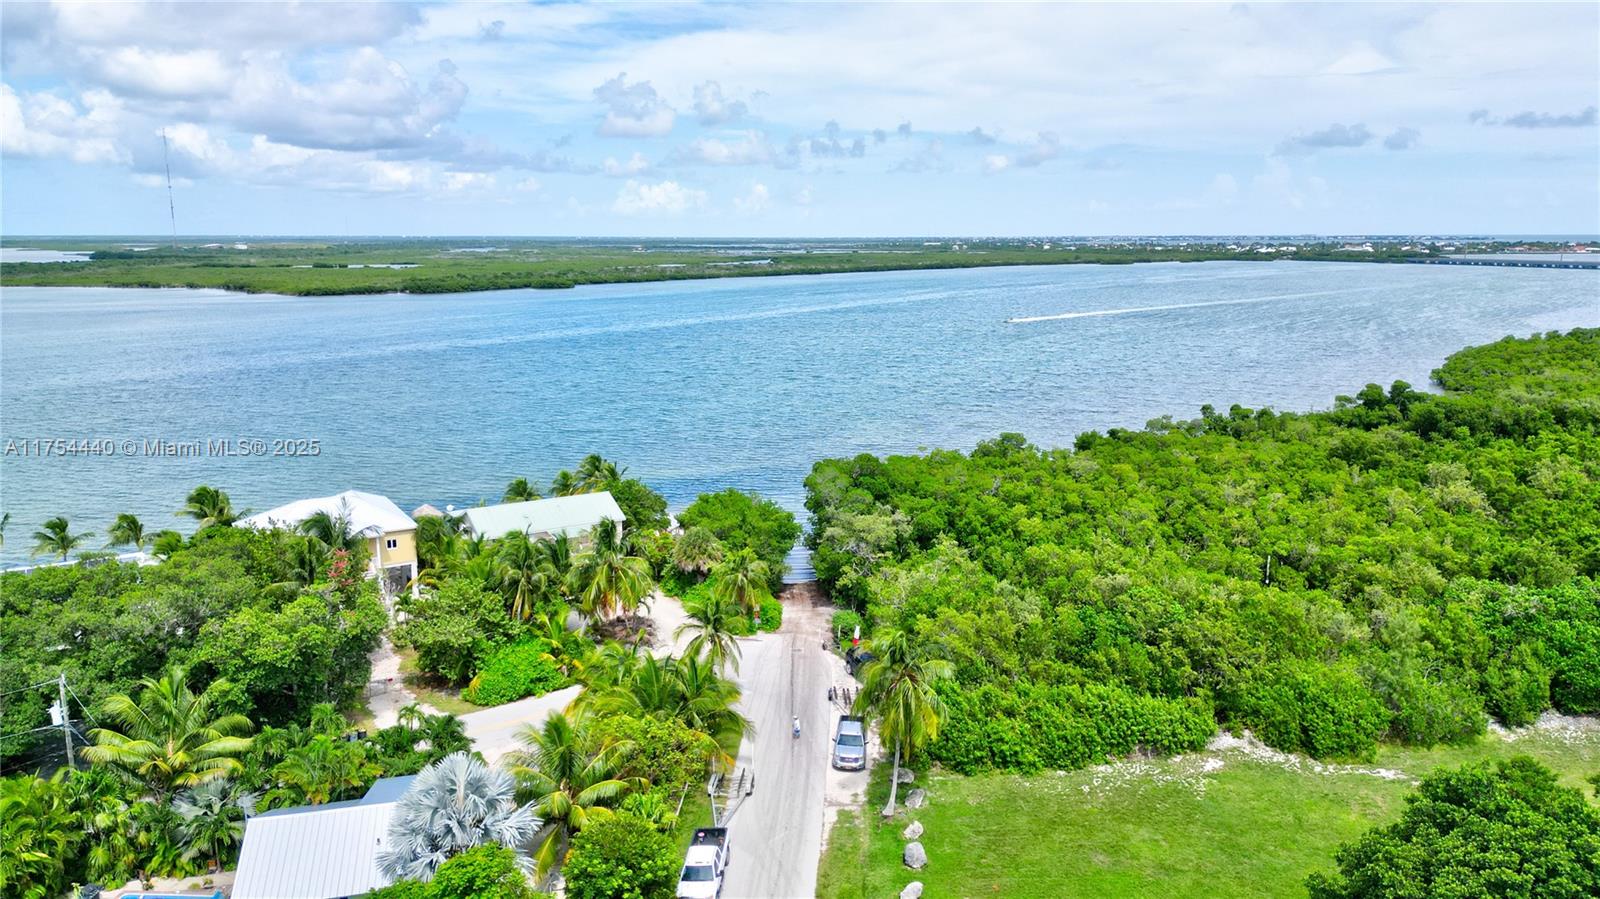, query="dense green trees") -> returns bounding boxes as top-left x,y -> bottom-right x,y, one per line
561,812 -> 679,899
504,712 -> 642,877
1307,757 -> 1600,898
677,488 -> 800,588
808,329 -> 1600,766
